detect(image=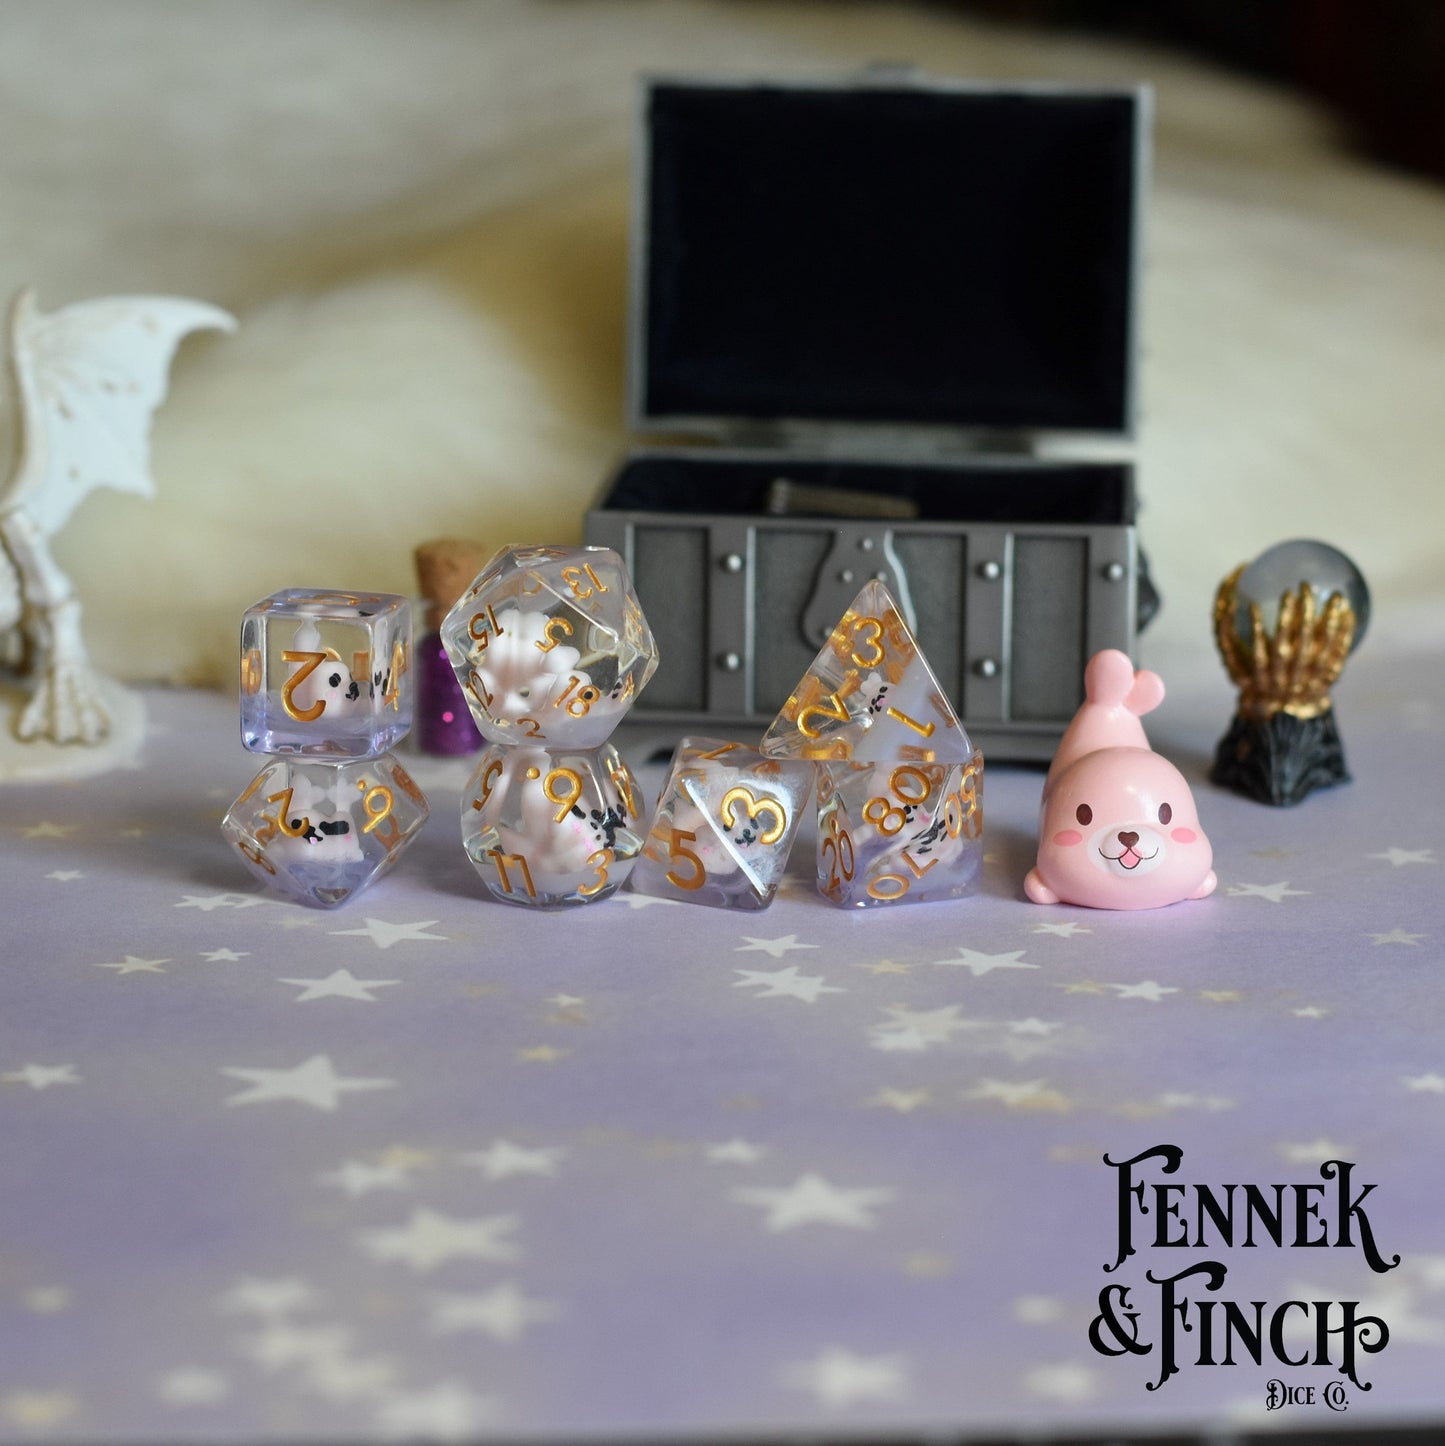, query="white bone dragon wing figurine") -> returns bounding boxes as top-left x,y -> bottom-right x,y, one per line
0,286 -> 235,744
